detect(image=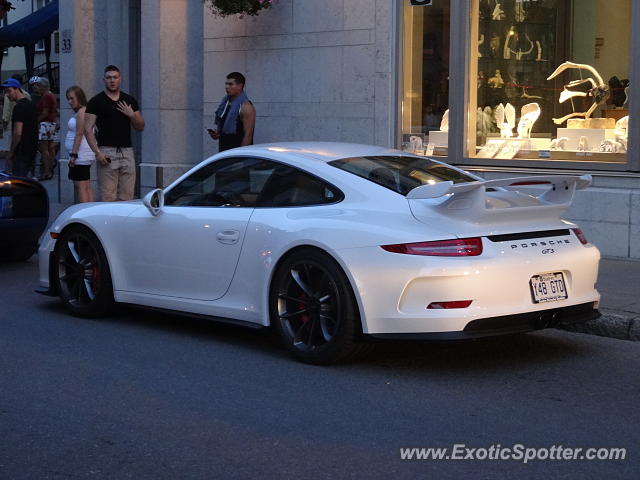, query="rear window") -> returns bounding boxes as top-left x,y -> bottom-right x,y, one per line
329,156 -> 476,195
